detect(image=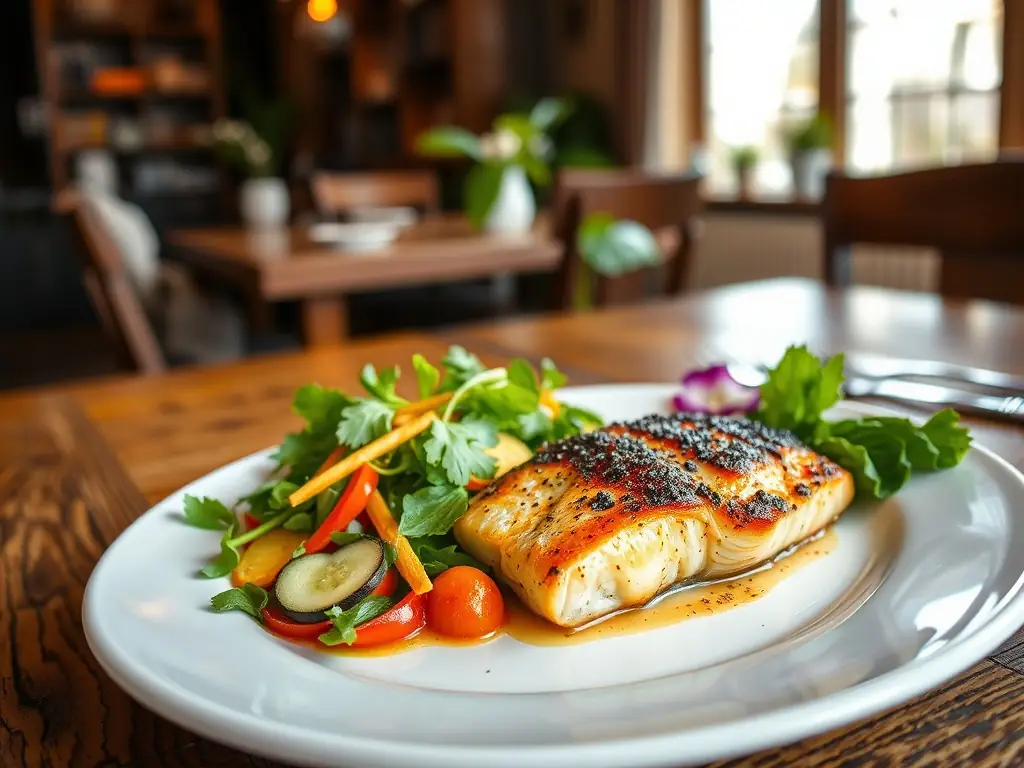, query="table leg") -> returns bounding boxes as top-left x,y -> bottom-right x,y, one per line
300,296 -> 349,347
